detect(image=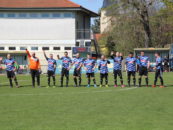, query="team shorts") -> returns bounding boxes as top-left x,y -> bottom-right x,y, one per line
6,70 -> 15,78
73,68 -> 81,77
139,66 -> 148,76
47,70 -> 55,77
86,73 -> 95,78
